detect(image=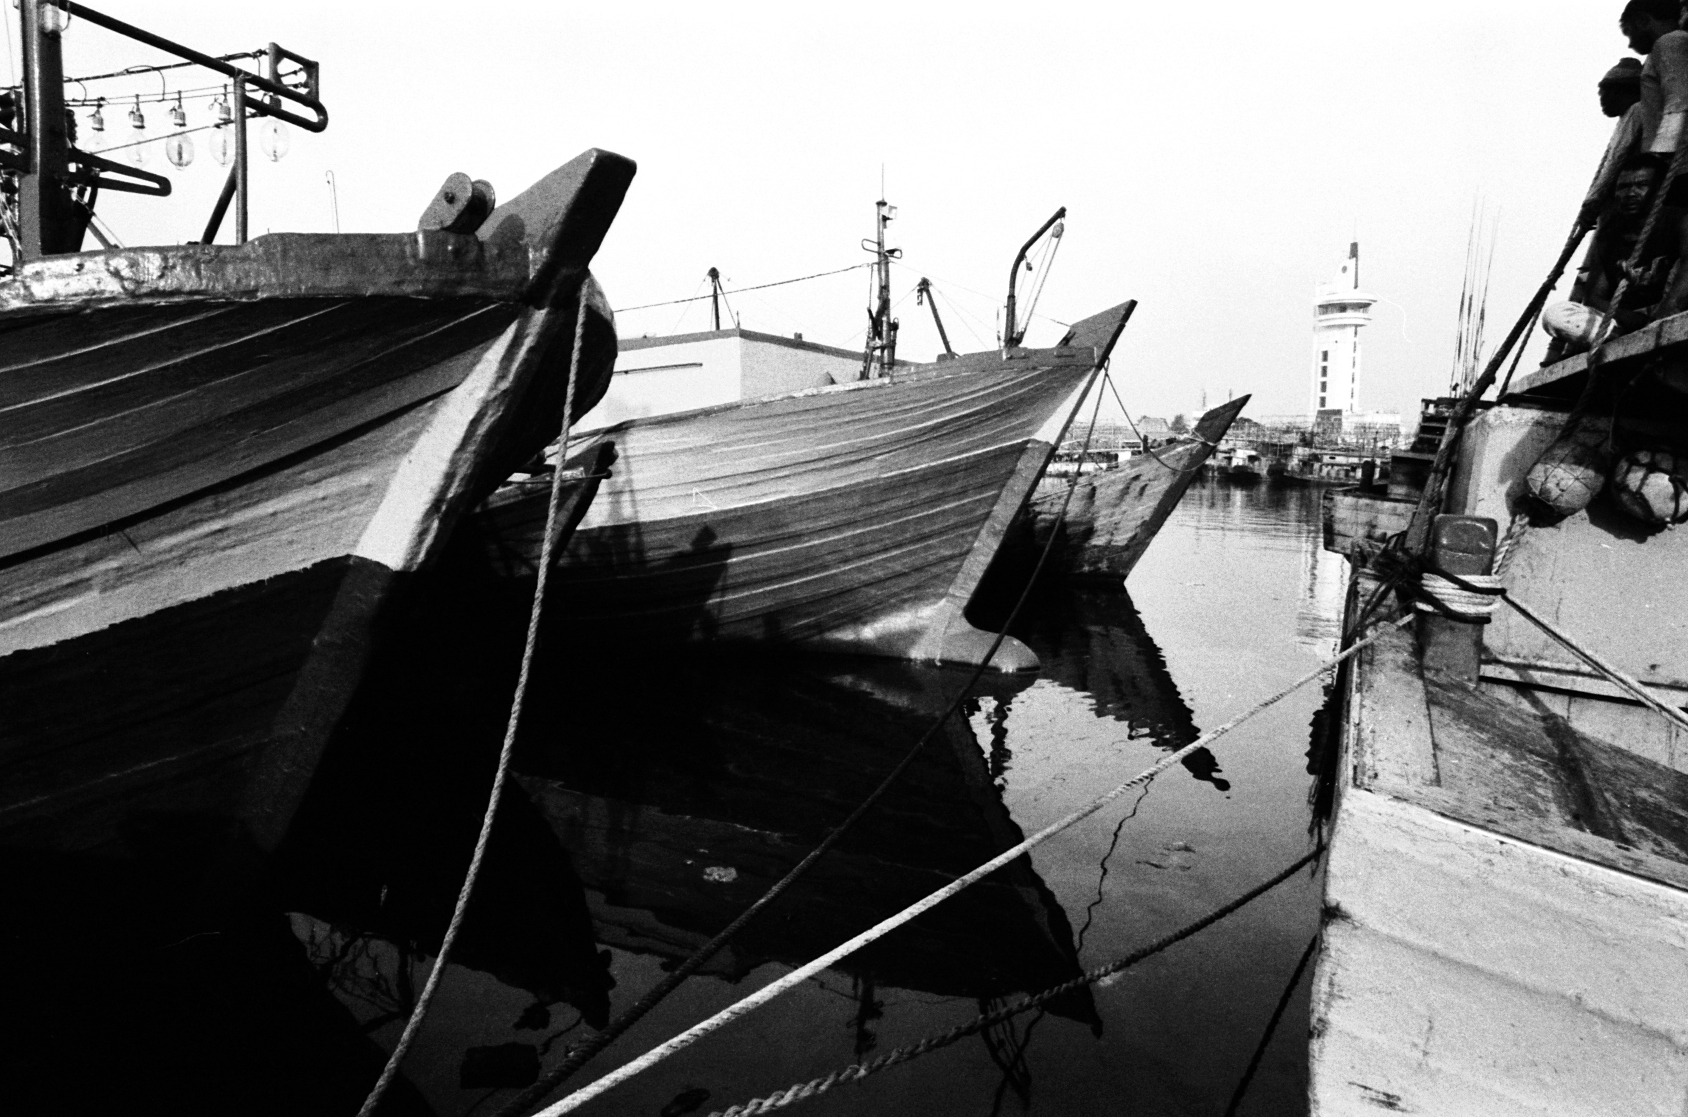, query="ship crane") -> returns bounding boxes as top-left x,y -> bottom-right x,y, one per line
915,277 -> 955,358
